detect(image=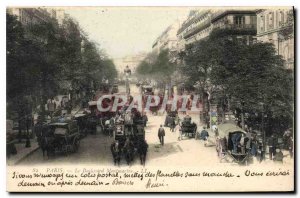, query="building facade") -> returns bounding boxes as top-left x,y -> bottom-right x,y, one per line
177,10 -> 213,48
256,8 -> 294,70
177,9 -> 257,51
152,21 -> 181,60
113,52 -> 148,74
7,7 -> 65,26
